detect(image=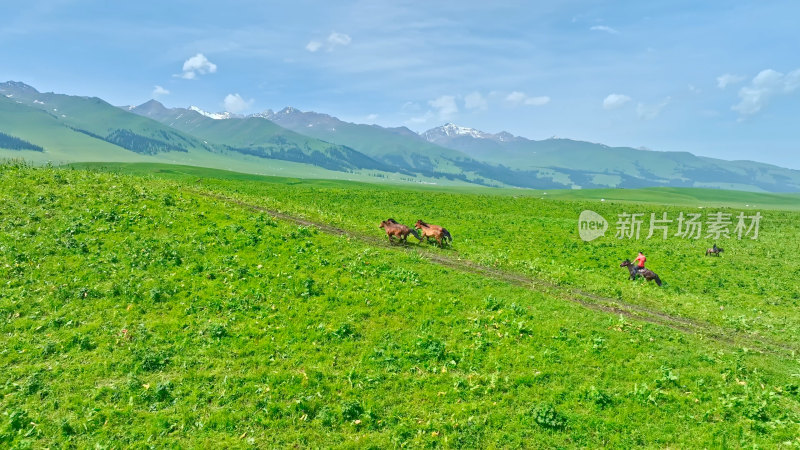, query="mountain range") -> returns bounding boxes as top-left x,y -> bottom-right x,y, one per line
2,81 -> 799,192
